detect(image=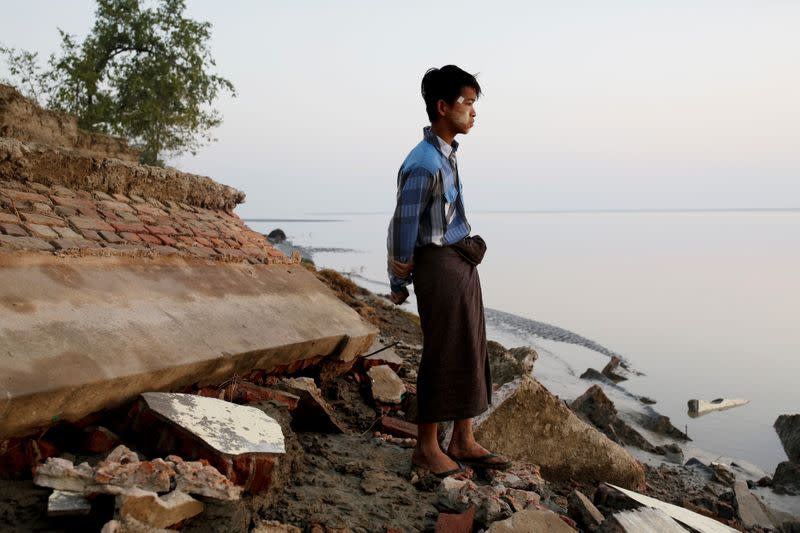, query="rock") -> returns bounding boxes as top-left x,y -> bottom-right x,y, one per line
570,385 -> 658,453
655,443 -> 683,464
487,509 -> 577,532
435,506 -> 475,533
773,460 -> 800,495
598,508 -> 685,532
508,346 -> 538,368
278,377 -> 347,433
129,392 -> 285,492
733,479 -> 783,529
117,488 -> 203,528
775,414 -> 800,462
173,460 -> 242,500
641,414 -> 690,441
252,520 -> 303,533
568,489 -> 604,530
684,457 -> 714,478
711,462 -> 736,486
367,365 -> 406,404
488,341 -> 528,386
687,398 -> 749,417
638,396 -> 656,405
267,228 -> 286,243
380,416 -> 418,439
601,356 -> 630,383
47,490 -> 92,517
579,368 -> 616,386
475,377 -> 646,490
603,483 -> 739,532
